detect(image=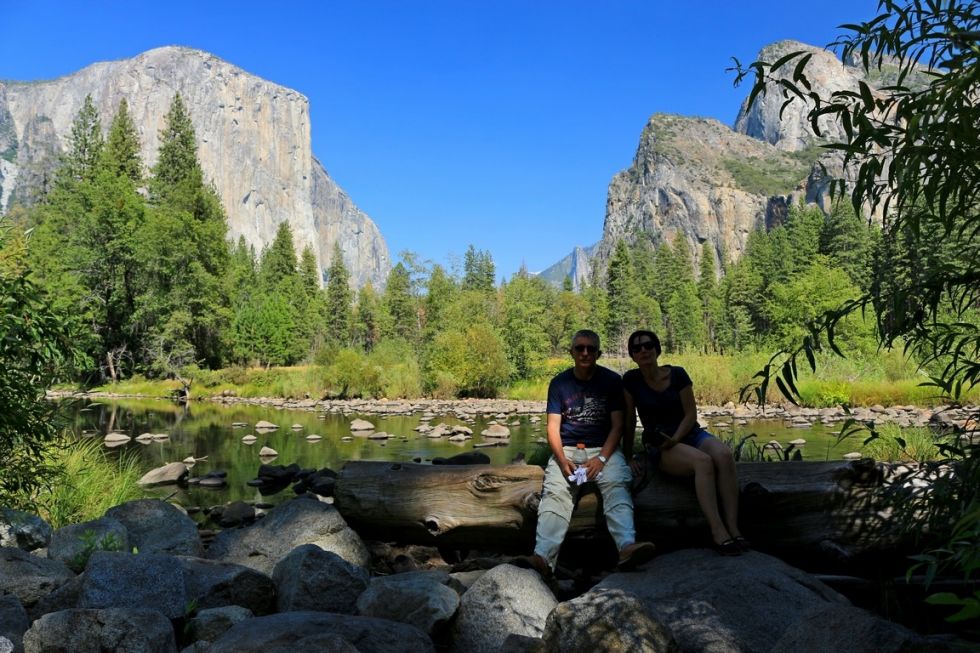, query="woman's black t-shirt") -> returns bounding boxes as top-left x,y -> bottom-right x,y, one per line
623,366 -> 700,446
